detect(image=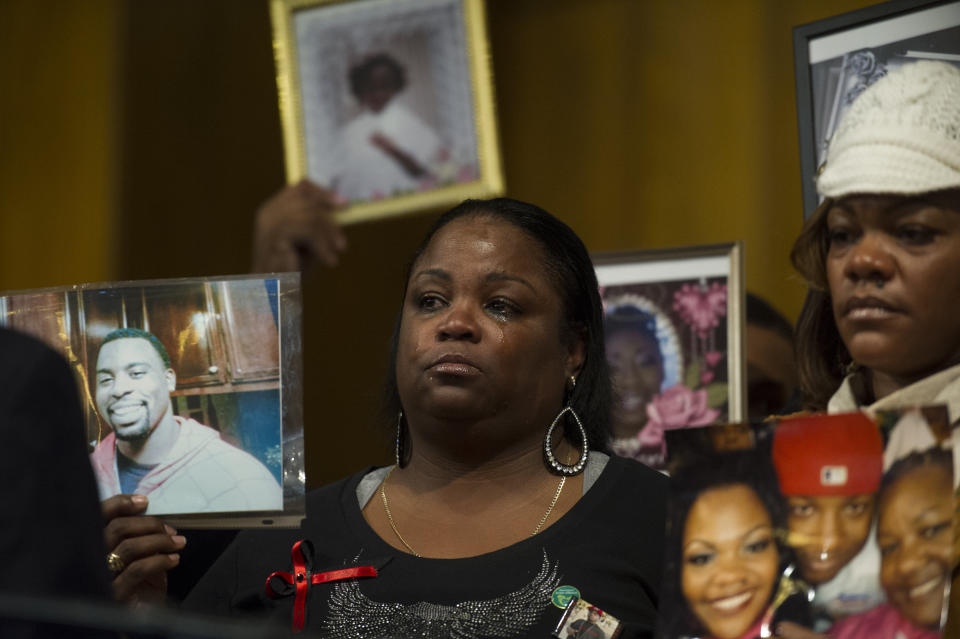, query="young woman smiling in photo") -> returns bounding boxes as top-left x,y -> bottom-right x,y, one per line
829,448 -> 953,638
659,451 -> 810,639
605,305 -> 667,464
